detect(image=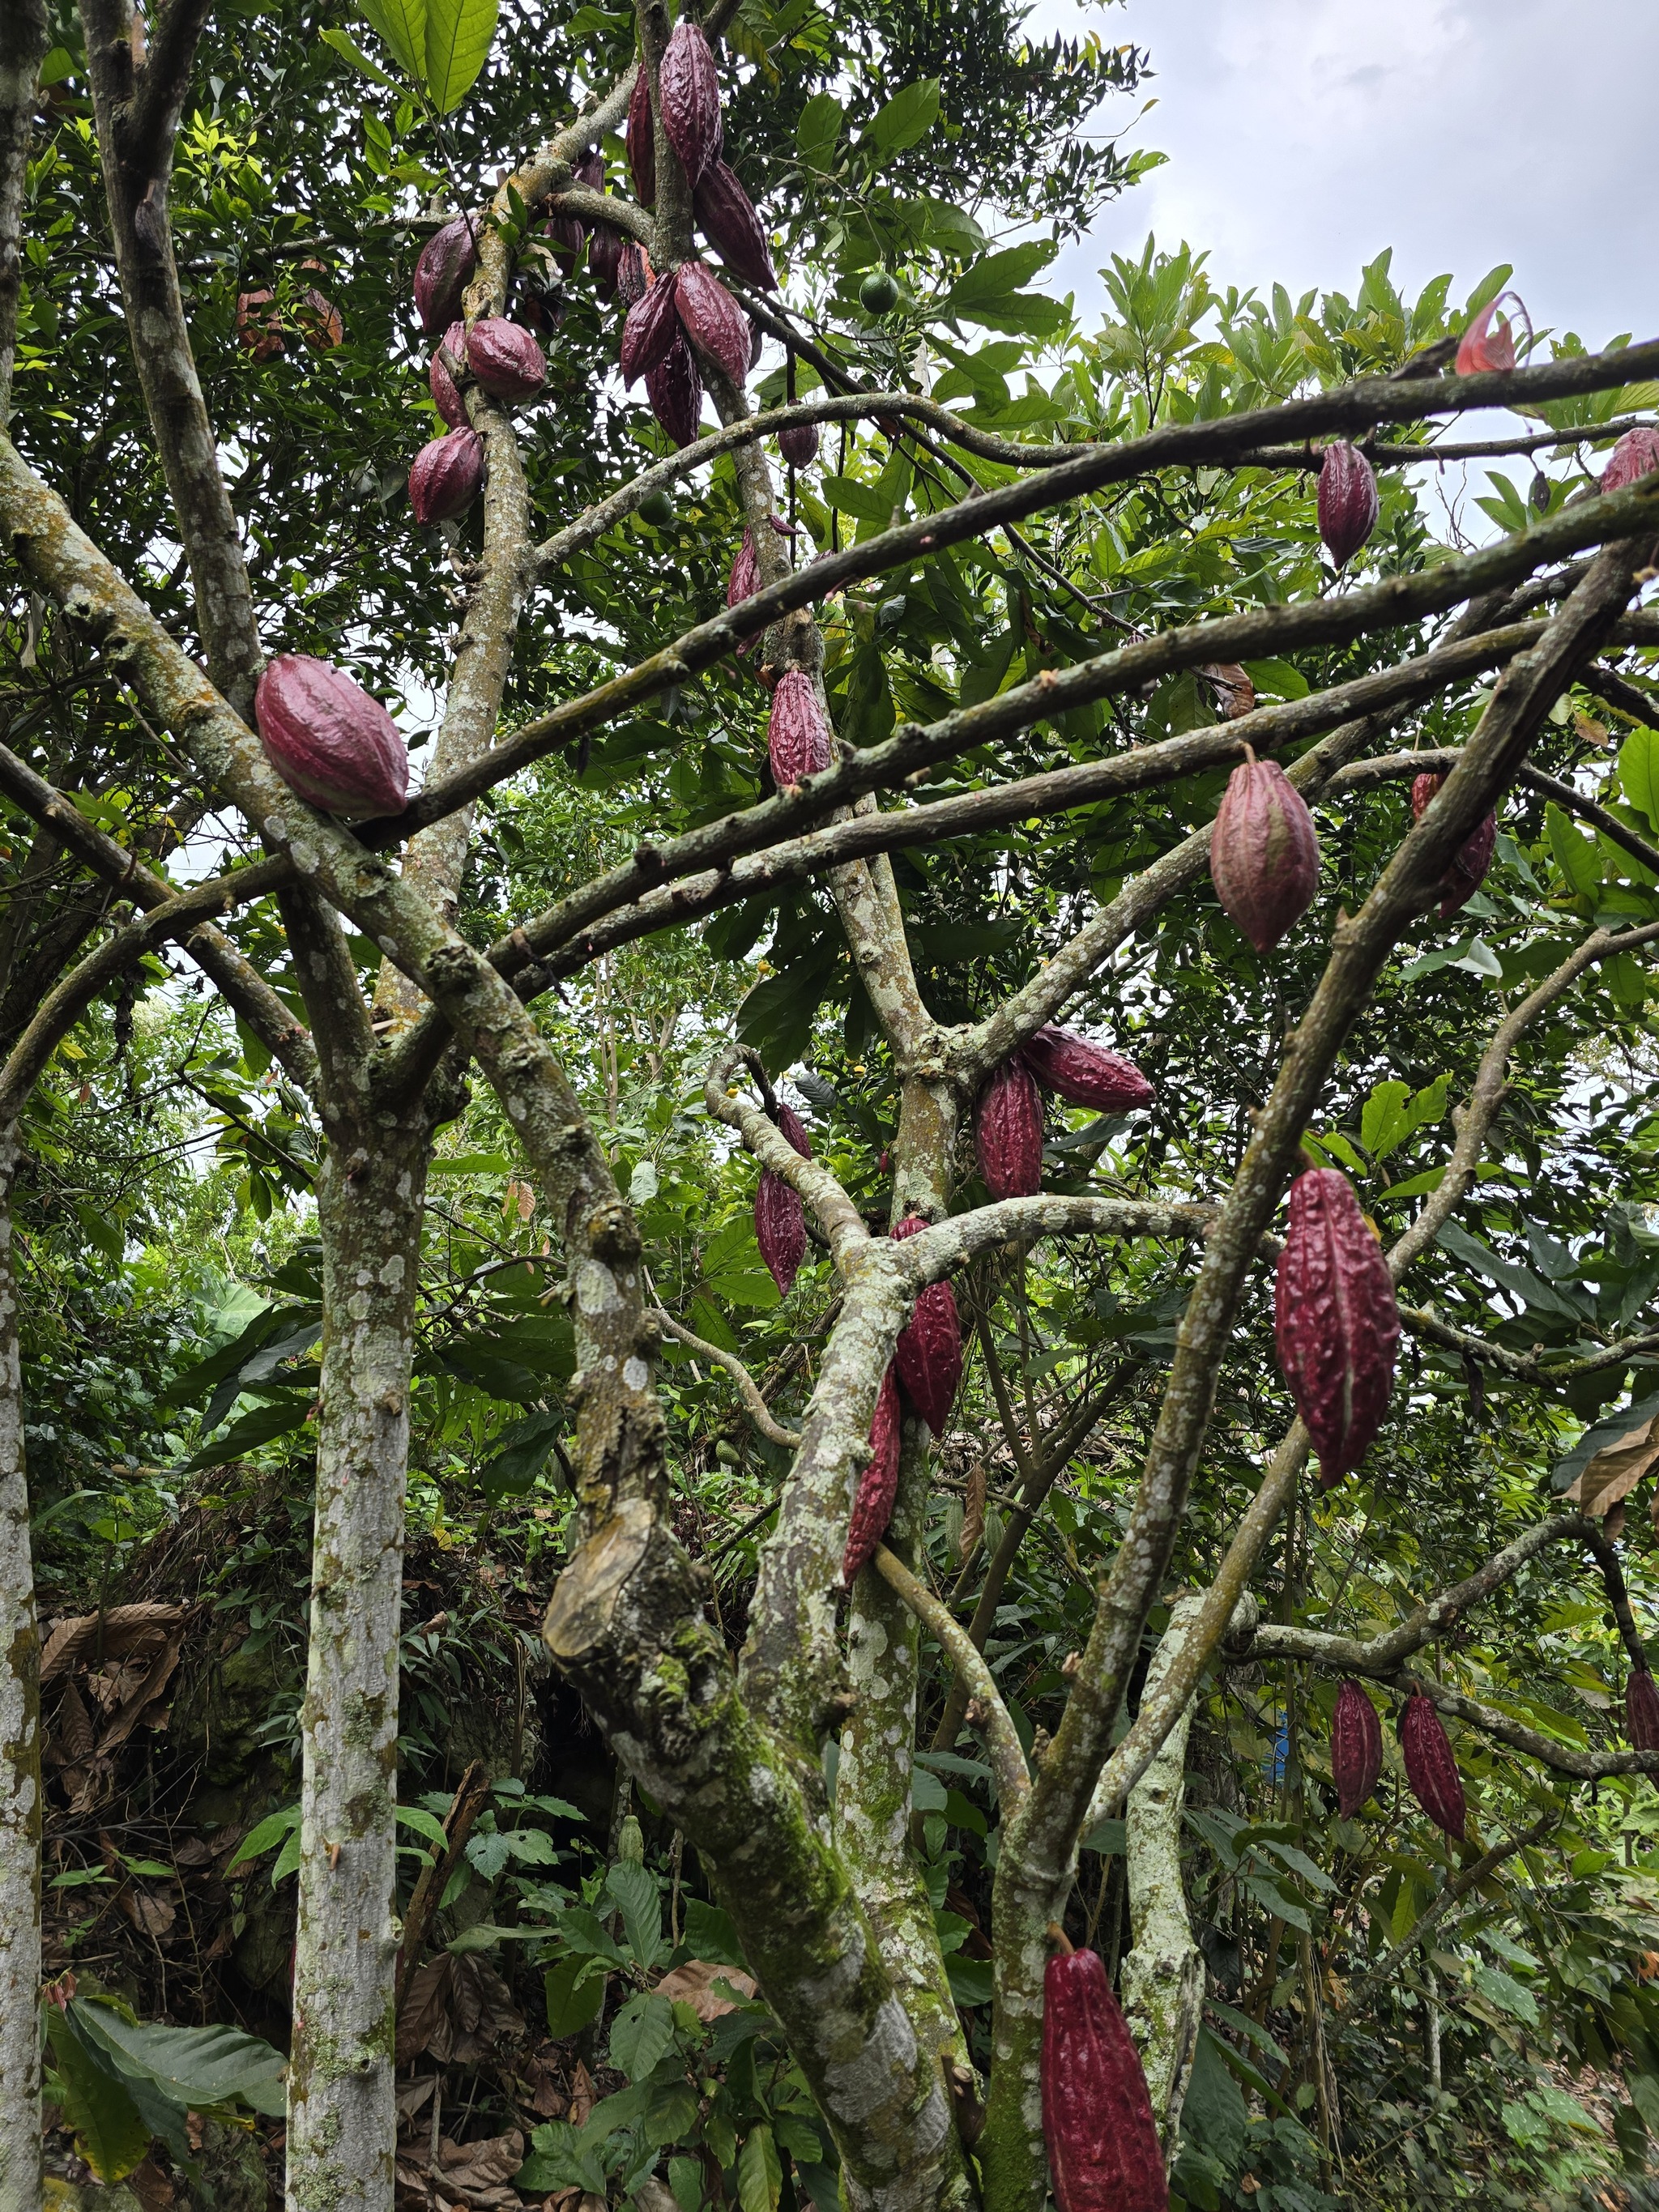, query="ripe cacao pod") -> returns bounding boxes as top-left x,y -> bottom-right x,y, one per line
1210,748 -> 1320,953
626,65 -> 655,207
414,214 -> 478,334
1627,1668 -> 1659,1752
727,531 -> 764,654
842,1363 -> 902,1583
466,318 -> 547,403
977,1057 -> 1044,1200
754,1104 -> 812,1293
616,241 -> 651,309
1042,1932 -> 1168,2212
693,157 -> 778,290
409,428 -> 484,524
589,222 -> 624,296
1273,1166 -> 1400,1485
621,270 -> 682,386
429,320 -> 467,427
659,19 -> 722,185
768,669 -> 832,786
778,419 -> 821,468
676,260 -> 751,389
544,210 -> 585,273
1456,297 -> 1516,377
889,1214 -> 962,1437
254,654 -> 409,820
1602,426 -> 1659,496
1317,439 -> 1380,567
1399,1689 -> 1465,1839
1021,1025 -> 1154,1114
1410,771 -> 1495,917
1331,1678 -> 1383,1818
645,333 -> 703,447
574,146 -> 603,194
